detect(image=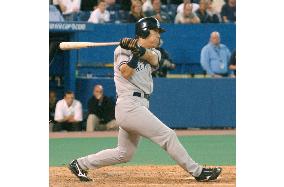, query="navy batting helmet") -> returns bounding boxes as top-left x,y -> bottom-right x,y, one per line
135,17 -> 165,39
